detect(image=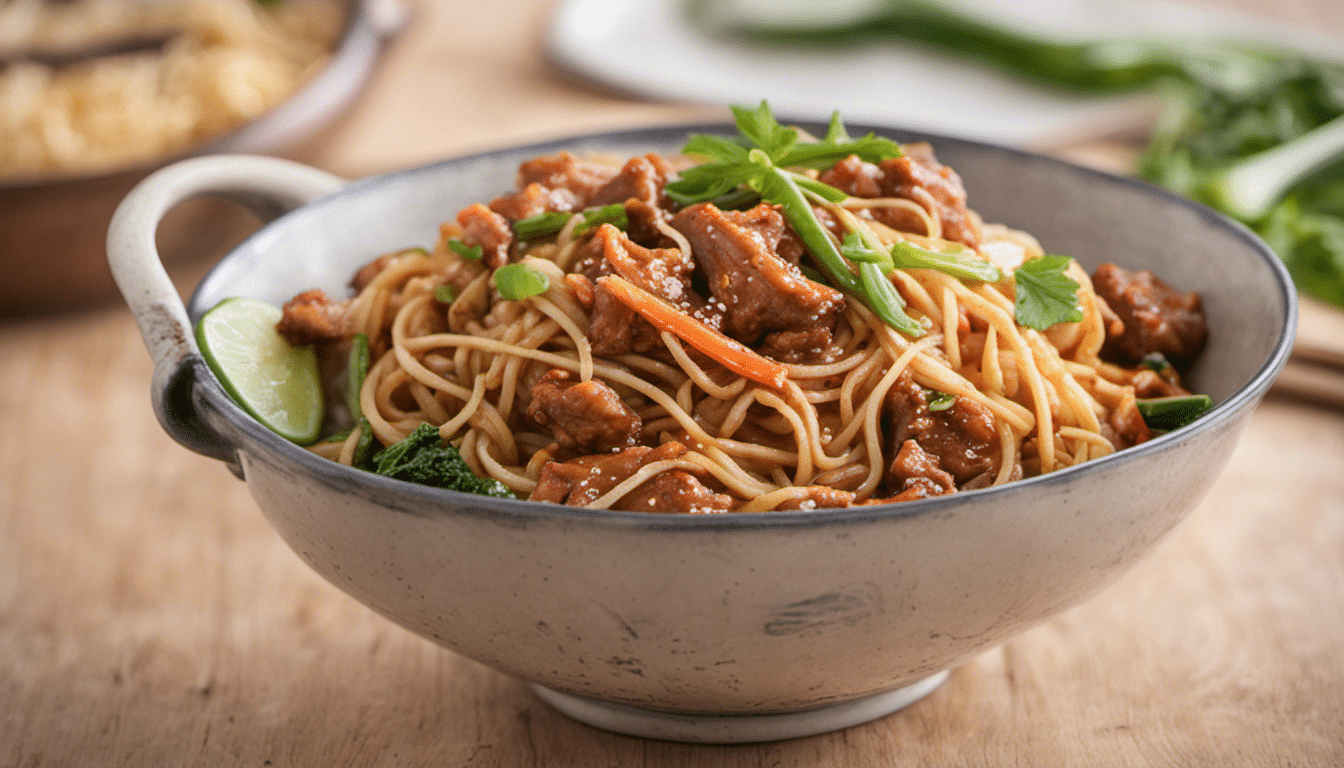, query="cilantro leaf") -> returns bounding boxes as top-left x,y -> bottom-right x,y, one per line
730,101 -> 798,161
1014,254 -> 1083,330
372,423 -> 515,498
